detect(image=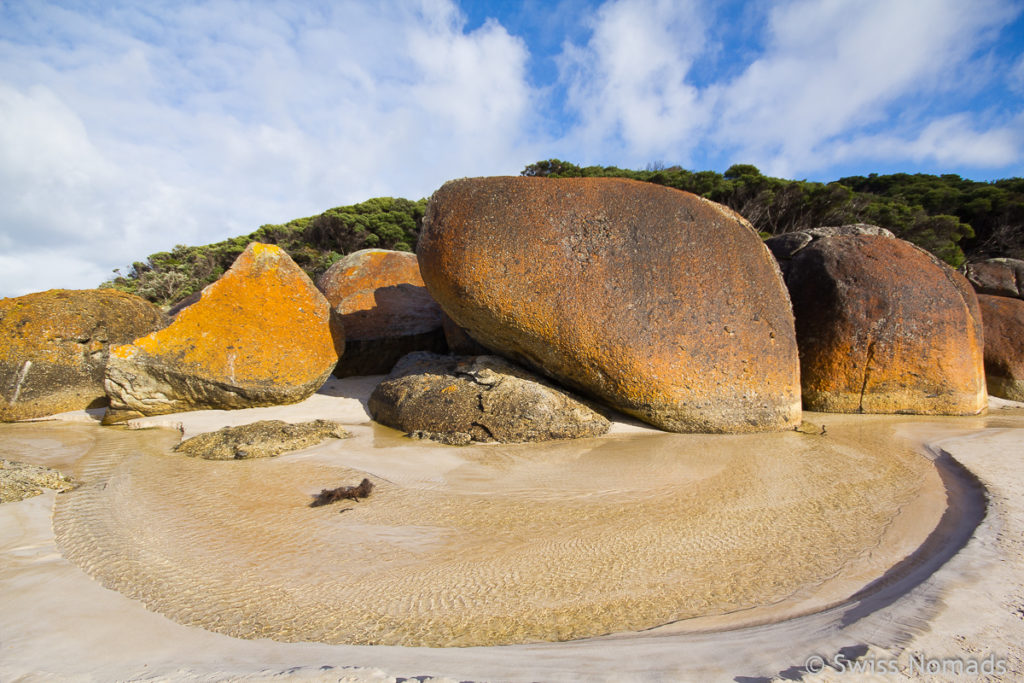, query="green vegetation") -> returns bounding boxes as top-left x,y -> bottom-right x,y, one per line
101,197 -> 426,308
104,163 -> 1023,309
523,160 -> 1024,267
